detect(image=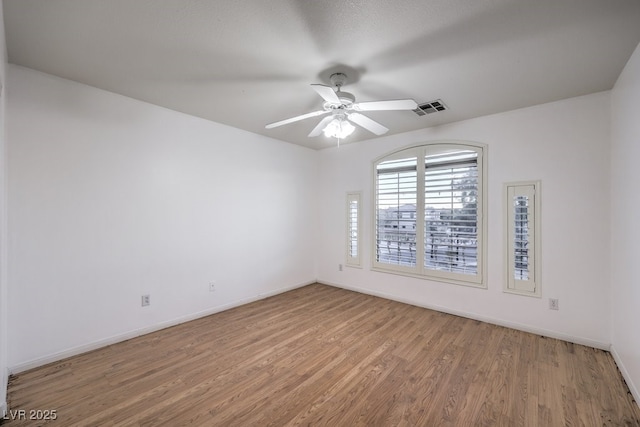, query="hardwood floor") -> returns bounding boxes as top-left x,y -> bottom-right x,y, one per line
5,284 -> 640,426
